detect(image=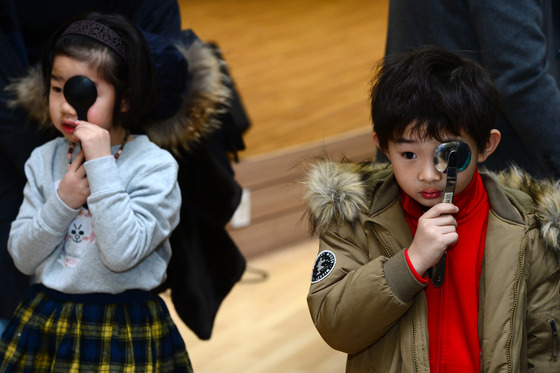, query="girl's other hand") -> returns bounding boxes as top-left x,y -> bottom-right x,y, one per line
74,121 -> 111,161
58,150 -> 90,209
